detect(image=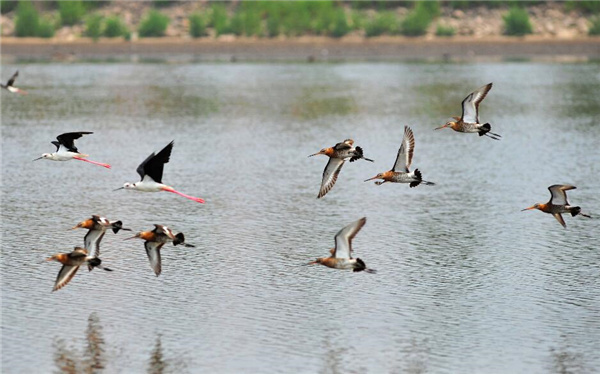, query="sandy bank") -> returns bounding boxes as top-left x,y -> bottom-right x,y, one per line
2,37 -> 599,62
